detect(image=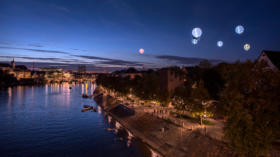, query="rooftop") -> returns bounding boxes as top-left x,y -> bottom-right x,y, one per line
262,50 -> 280,69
